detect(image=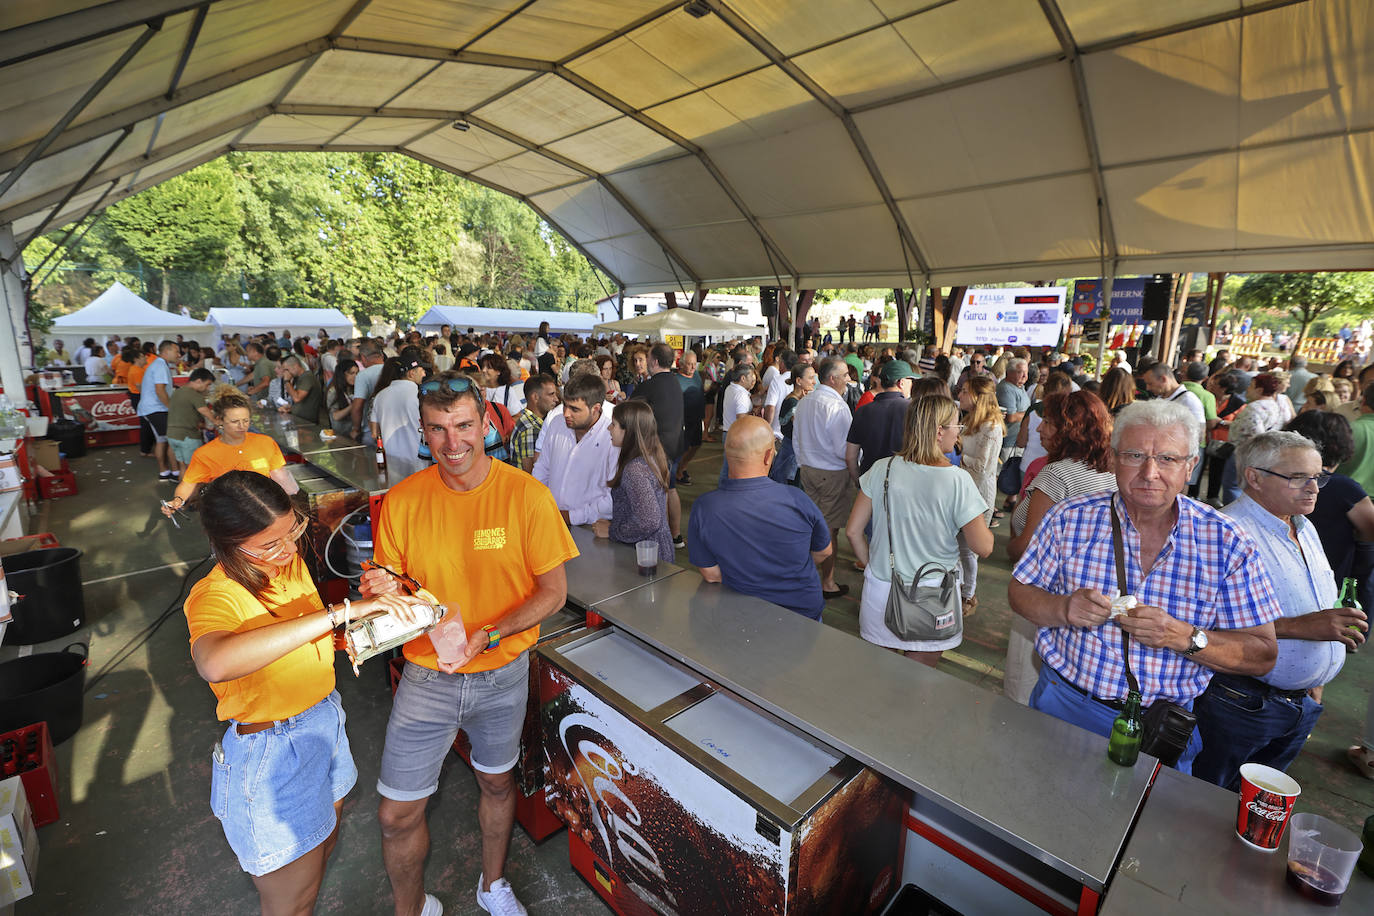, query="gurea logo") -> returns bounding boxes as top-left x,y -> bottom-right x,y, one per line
996,312 -> 1005,321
